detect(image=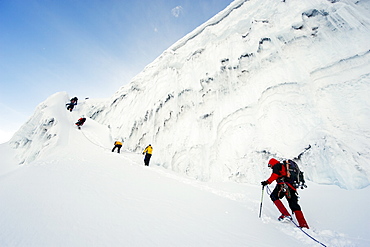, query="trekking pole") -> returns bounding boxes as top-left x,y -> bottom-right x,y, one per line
259,185 -> 265,218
